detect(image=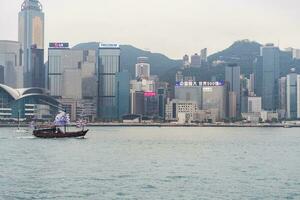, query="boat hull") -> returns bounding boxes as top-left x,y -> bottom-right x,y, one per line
33,128 -> 88,138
